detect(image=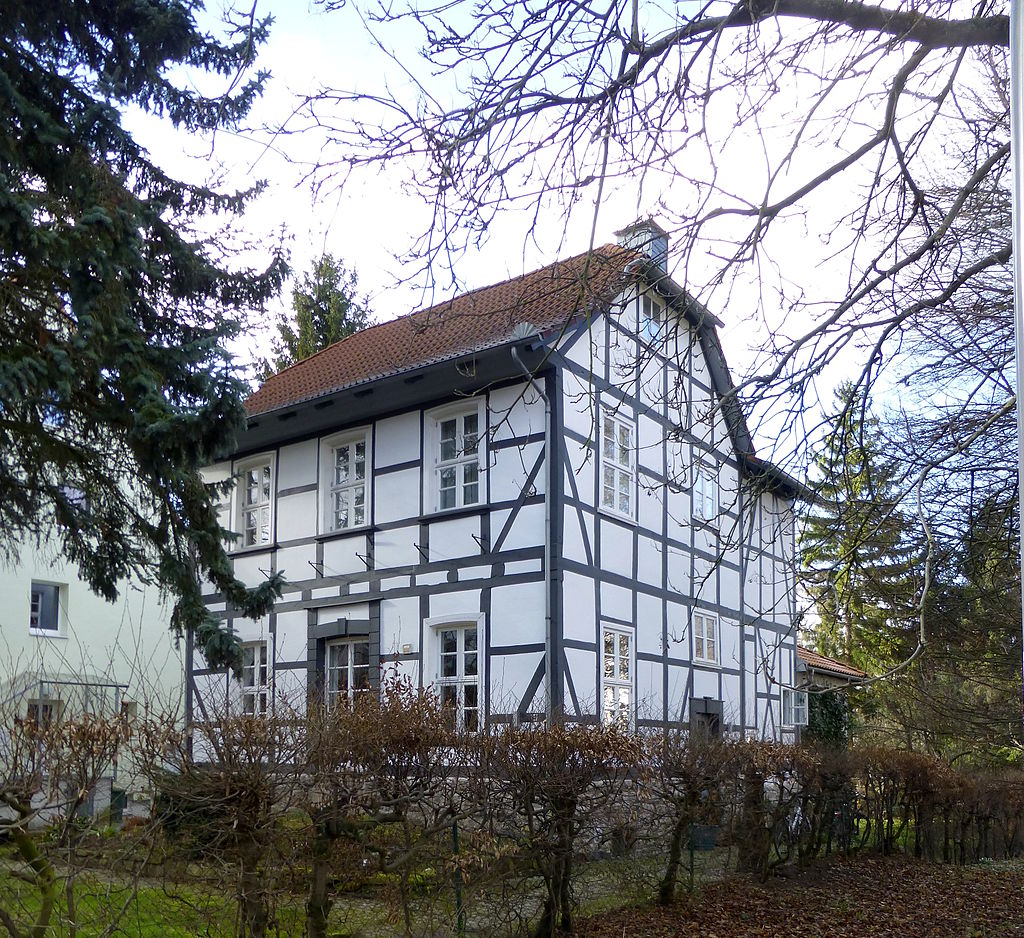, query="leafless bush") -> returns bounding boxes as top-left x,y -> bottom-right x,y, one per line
137,706 -> 305,938
478,721 -> 642,938
301,675 -> 467,936
646,730 -> 738,904
0,704 -> 133,938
